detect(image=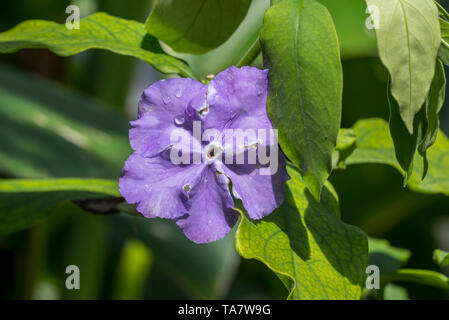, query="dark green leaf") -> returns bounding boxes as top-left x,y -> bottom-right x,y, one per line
366,0 -> 441,133
0,12 -> 194,77
388,78 -> 427,185
418,59 -> 446,178
145,0 -> 251,54
261,0 -> 343,199
235,164 -> 368,300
